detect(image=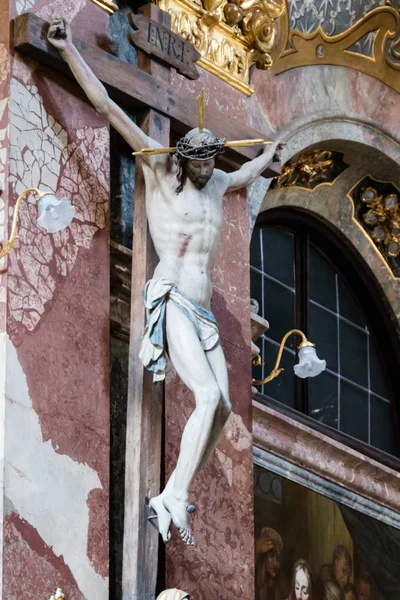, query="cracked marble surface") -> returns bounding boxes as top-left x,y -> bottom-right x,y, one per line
7,78 -> 109,341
